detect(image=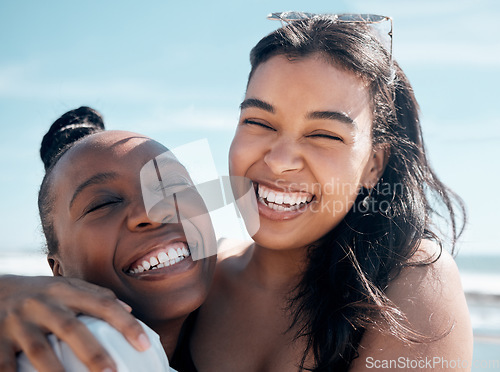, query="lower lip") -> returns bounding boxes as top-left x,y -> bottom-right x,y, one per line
125,254 -> 197,281
257,197 -> 311,221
